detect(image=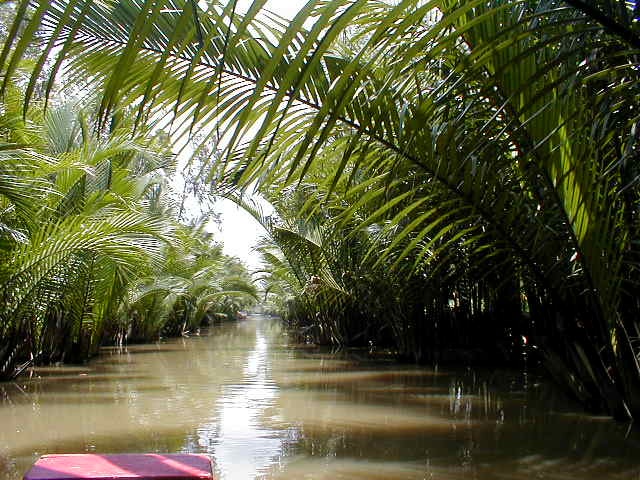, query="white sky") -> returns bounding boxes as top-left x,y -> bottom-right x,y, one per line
236,0 -> 308,19
214,197 -> 271,272
208,0 -> 308,271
